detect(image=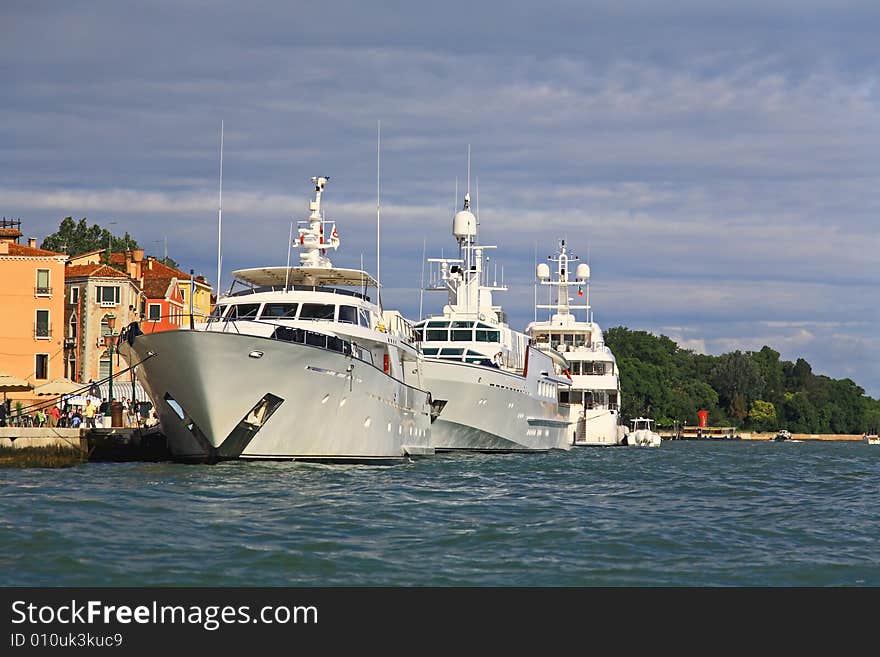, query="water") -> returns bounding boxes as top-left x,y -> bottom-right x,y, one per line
1,441 -> 878,586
